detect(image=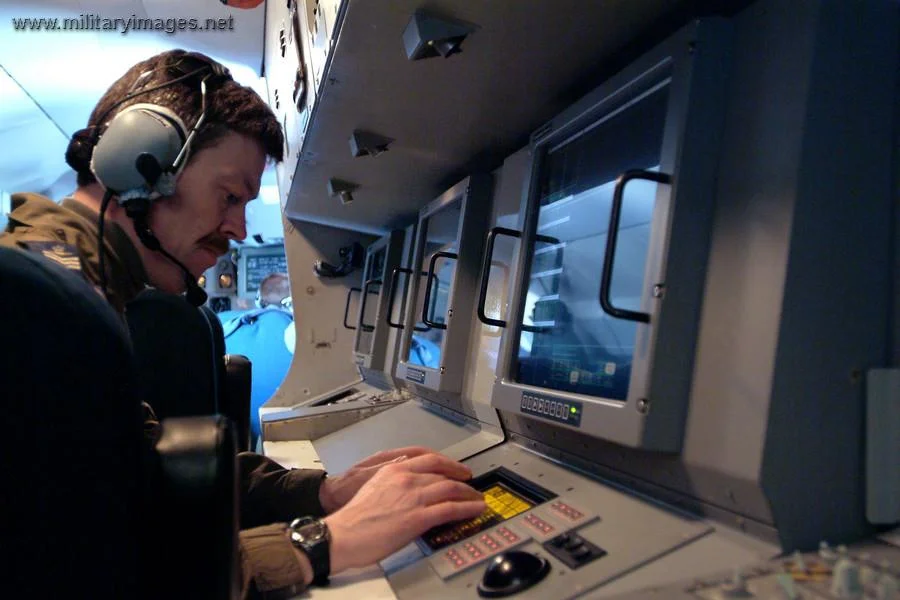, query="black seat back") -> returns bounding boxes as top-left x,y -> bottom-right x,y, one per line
0,247 -> 144,597
126,289 -> 218,418
127,293 -> 254,453
200,305 -> 227,397
0,247 -> 241,599
222,354 -> 252,452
